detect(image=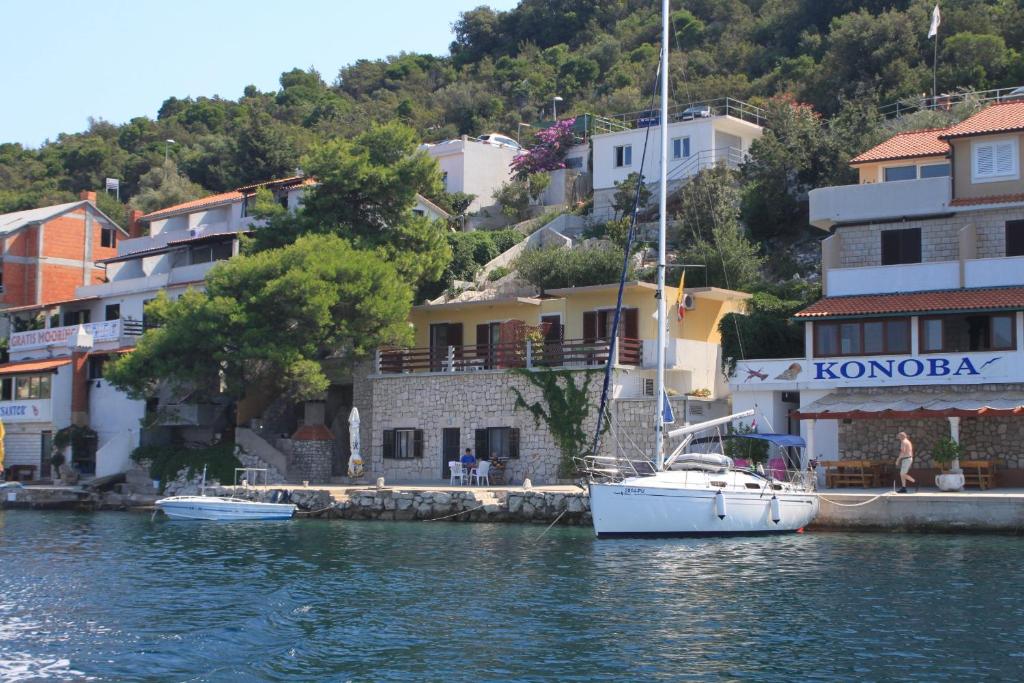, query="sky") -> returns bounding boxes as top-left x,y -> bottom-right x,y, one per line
0,0 -> 520,148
